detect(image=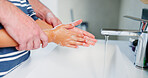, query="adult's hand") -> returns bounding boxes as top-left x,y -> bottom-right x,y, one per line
0,1 -> 48,51
45,12 -> 62,27
28,0 -> 62,27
